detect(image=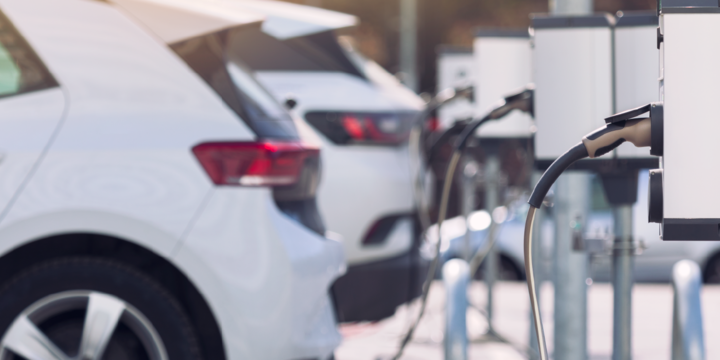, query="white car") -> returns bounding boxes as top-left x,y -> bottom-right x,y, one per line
0,0 -> 344,359
215,0 -> 429,322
